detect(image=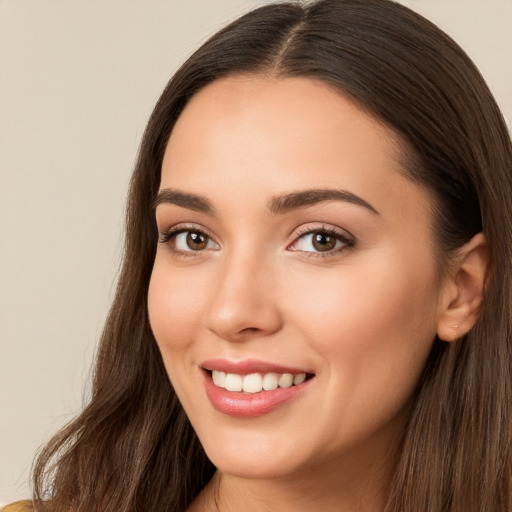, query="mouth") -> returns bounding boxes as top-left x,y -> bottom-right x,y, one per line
206,369 -> 313,394
200,359 -> 315,418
